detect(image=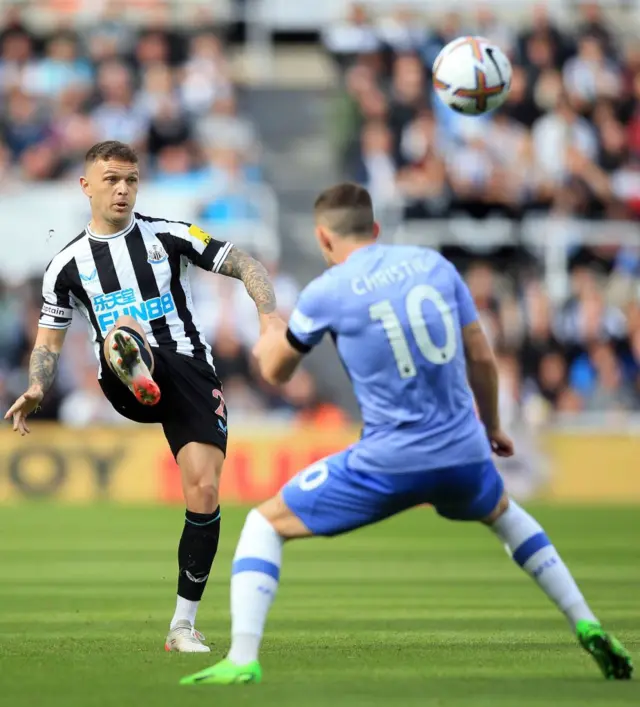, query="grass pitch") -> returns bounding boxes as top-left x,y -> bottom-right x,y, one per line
0,504 -> 638,706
